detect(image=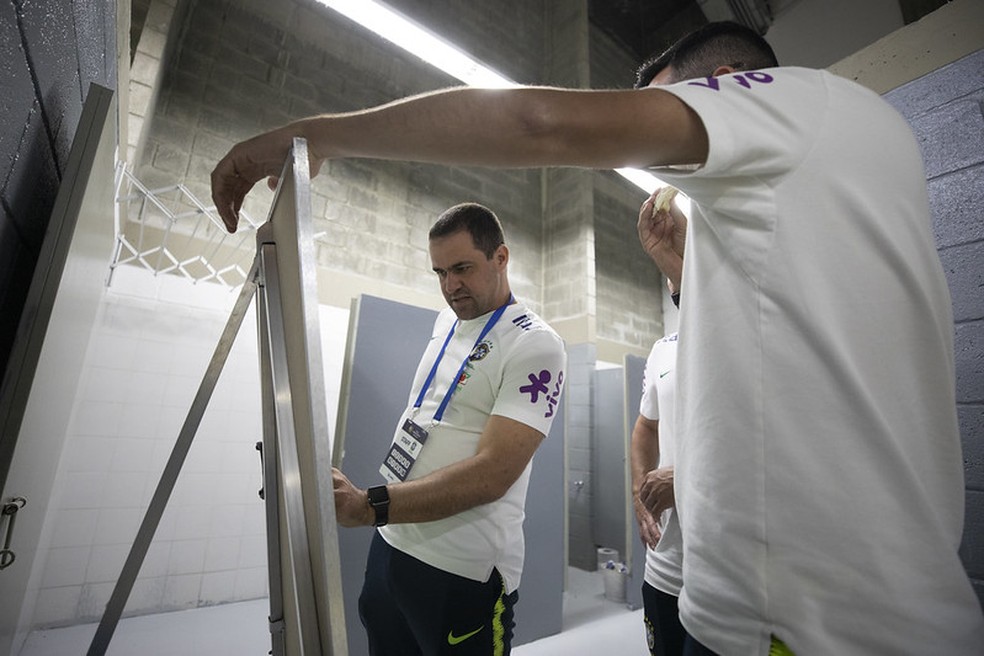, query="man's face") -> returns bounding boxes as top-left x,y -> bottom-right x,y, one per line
429,230 -> 508,320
